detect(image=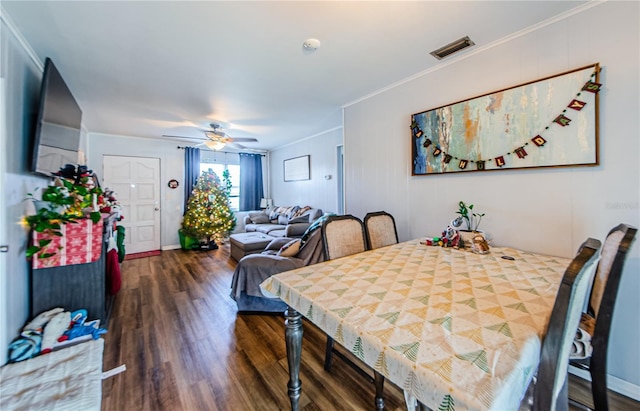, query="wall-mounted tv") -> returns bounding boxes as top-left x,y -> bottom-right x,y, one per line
31,57 -> 82,177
